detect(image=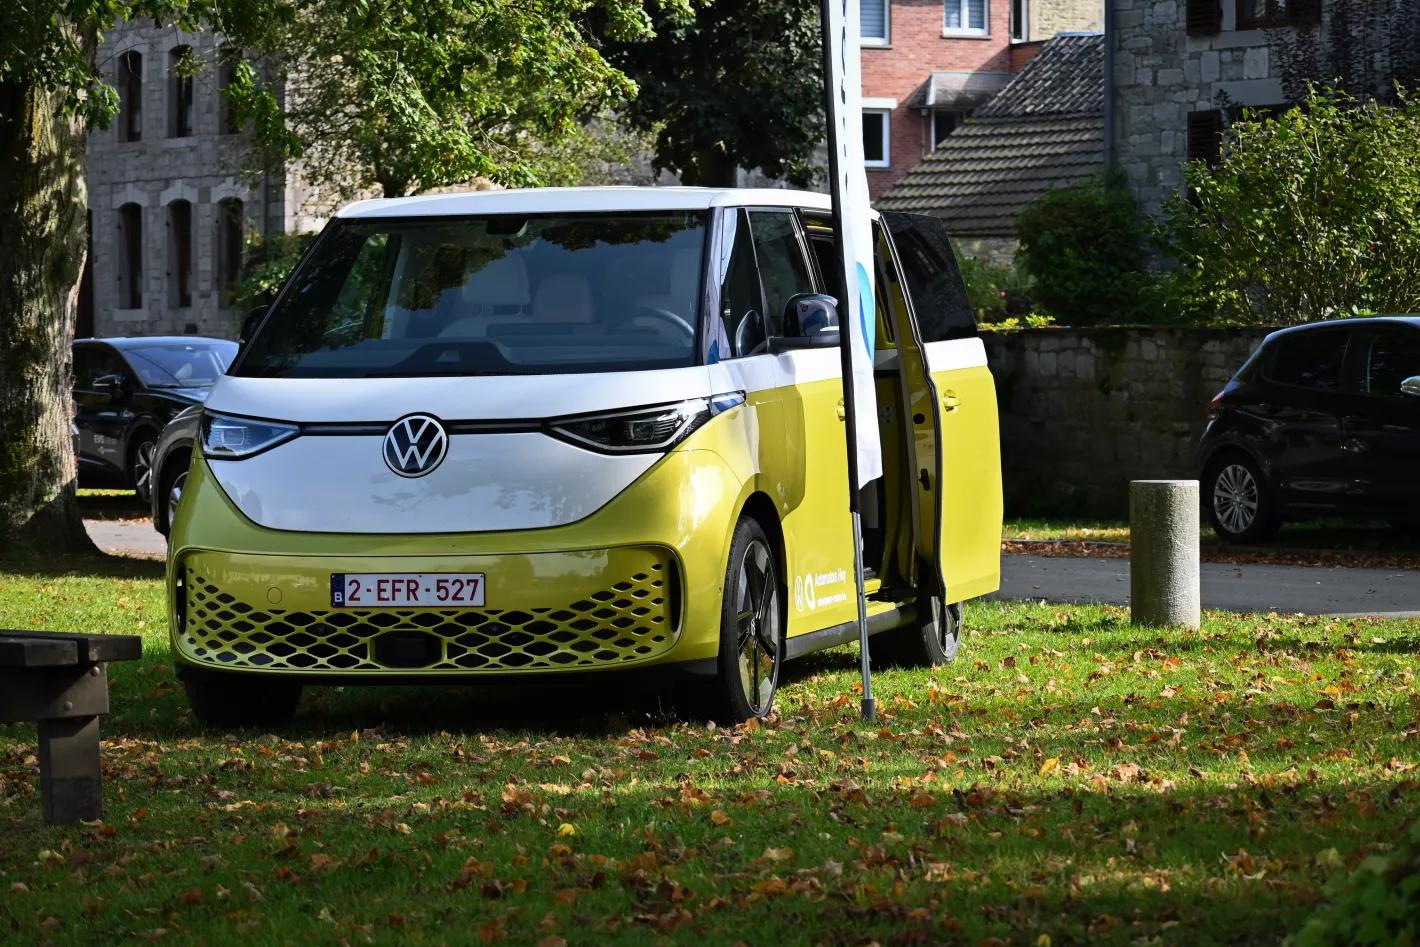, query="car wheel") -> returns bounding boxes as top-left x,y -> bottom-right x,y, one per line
181,668 -> 302,729
1205,453 -> 1279,543
130,434 -> 158,504
688,516 -> 783,724
157,450 -> 191,536
873,591 -> 961,668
